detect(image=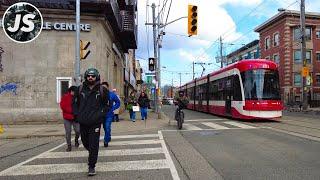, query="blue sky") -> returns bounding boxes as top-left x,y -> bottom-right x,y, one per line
136,0 -> 319,87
